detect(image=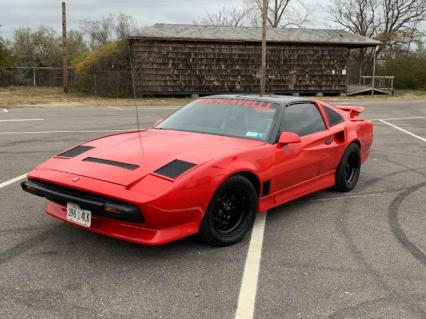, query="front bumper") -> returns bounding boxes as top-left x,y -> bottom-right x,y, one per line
21,170 -> 202,245
44,201 -> 198,246
22,179 -> 144,223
